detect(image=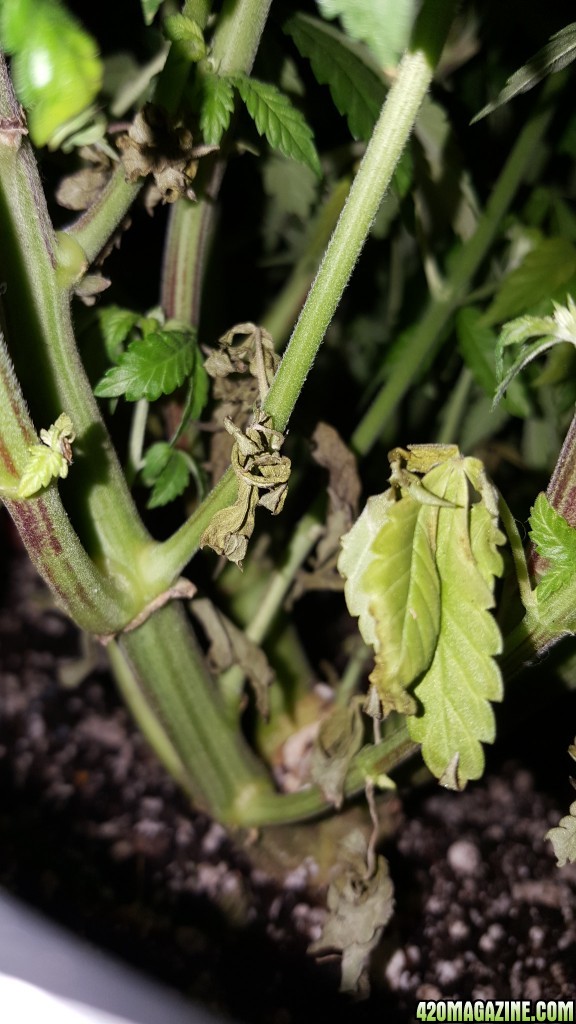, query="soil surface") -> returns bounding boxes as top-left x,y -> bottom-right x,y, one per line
1,547 -> 576,1022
